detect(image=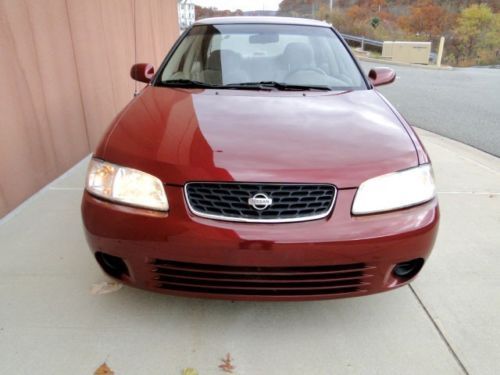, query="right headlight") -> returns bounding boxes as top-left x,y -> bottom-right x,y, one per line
86,158 -> 168,212
352,164 -> 436,215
